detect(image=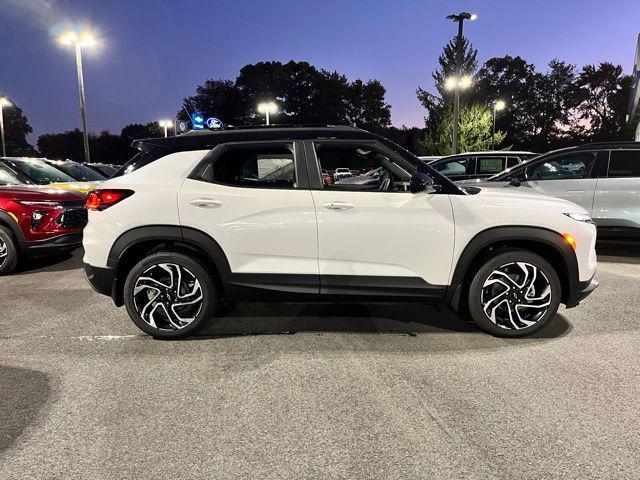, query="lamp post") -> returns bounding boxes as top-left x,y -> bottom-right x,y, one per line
158,120 -> 173,138
444,75 -> 473,154
0,97 -> 11,157
257,102 -> 278,125
58,29 -> 96,163
492,100 -> 506,150
445,12 -> 476,154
